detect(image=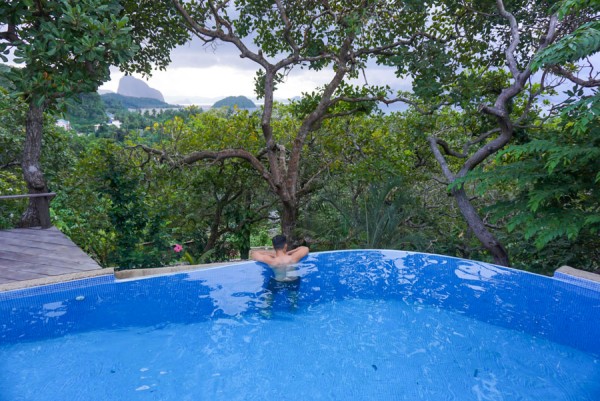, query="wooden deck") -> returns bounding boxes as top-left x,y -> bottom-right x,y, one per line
0,227 -> 102,285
